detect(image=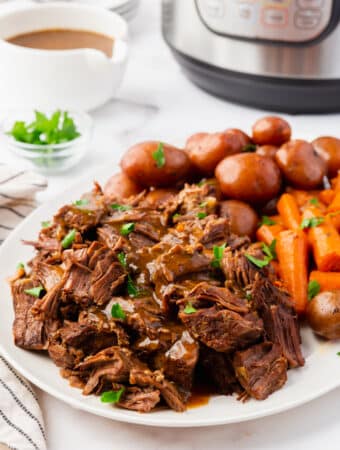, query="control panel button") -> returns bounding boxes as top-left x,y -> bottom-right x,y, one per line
238,3 -> 256,22
295,9 -> 321,28
297,0 -> 324,8
262,7 -> 288,26
200,0 -> 225,18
